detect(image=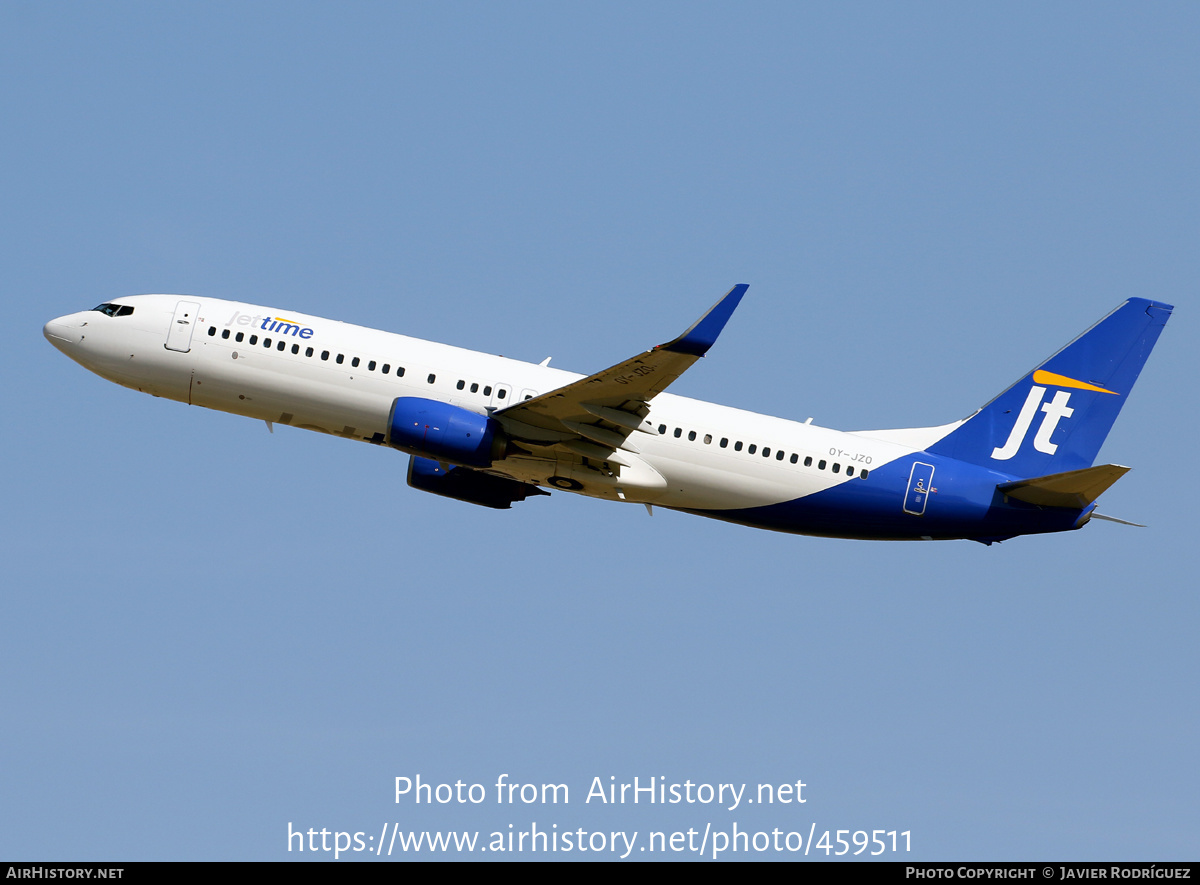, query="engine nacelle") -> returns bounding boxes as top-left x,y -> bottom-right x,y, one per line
407,456 -> 549,509
387,397 -> 507,467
